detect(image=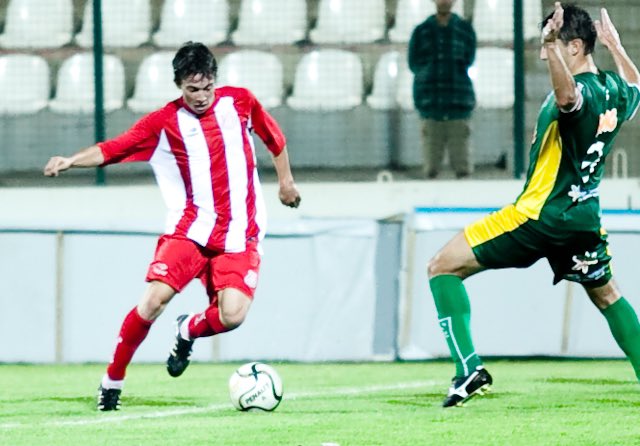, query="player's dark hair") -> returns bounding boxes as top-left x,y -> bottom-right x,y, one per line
172,41 -> 218,86
542,4 -> 596,55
